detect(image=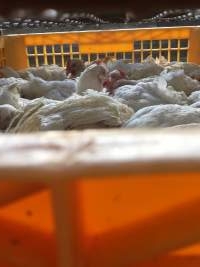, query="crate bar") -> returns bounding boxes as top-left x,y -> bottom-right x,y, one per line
51,180 -> 83,267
